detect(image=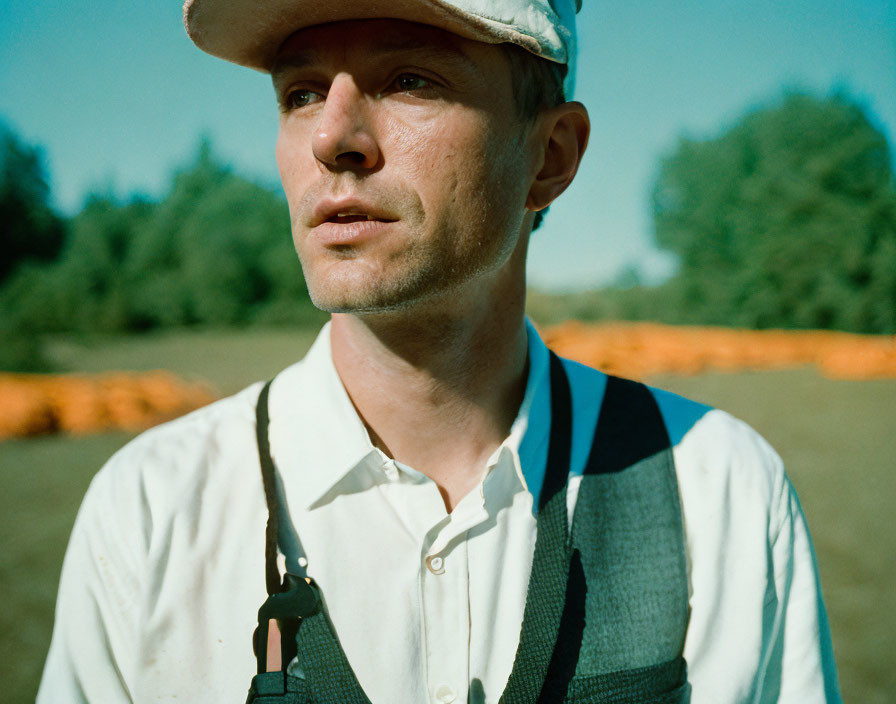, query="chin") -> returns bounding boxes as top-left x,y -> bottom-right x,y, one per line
306,275 -> 436,314
307,263 -> 465,314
